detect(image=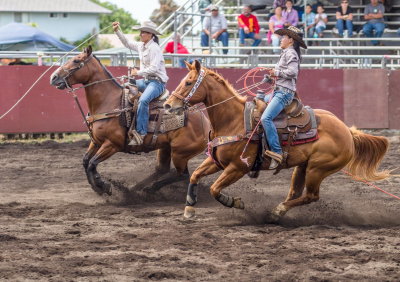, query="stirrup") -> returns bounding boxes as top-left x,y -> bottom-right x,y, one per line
128,130 -> 144,146
264,150 -> 283,169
